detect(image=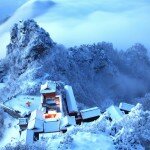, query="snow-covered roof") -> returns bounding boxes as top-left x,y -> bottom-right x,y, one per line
28,118 -> 44,132
40,81 -> 56,94
119,102 -> 135,112
80,107 -> 100,113
44,119 -> 60,132
30,110 -> 44,121
60,115 -> 76,128
44,118 -> 59,122
64,85 -> 78,113
40,89 -> 56,94
4,95 -> 41,116
106,105 -> 124,121
80,107 -> 100,120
